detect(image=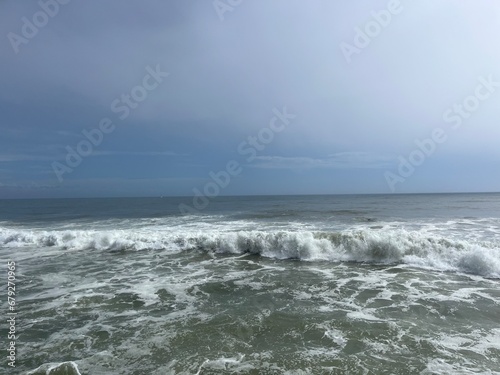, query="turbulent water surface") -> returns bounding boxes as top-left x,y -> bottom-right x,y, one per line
1,194 -> 500,374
